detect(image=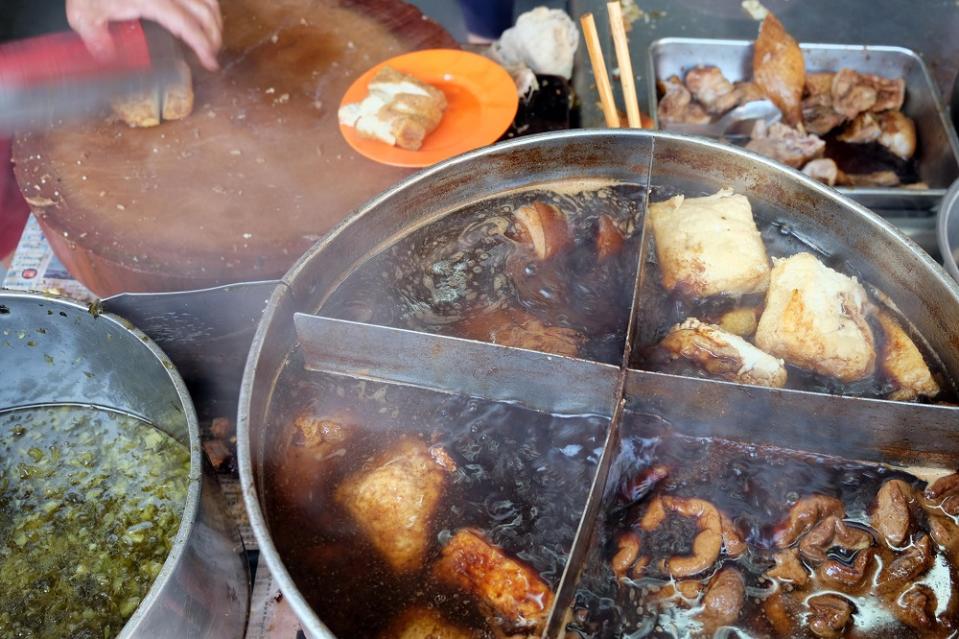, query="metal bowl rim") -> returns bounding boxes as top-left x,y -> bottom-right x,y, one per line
937,179 -> 959,283
236,129 -> 959,638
